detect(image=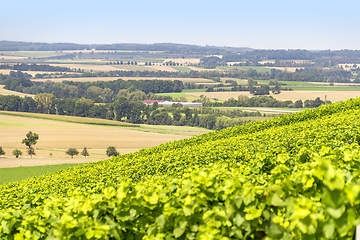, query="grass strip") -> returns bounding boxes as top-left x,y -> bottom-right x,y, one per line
0,111 -> 140,128
0,163 -> 82,185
